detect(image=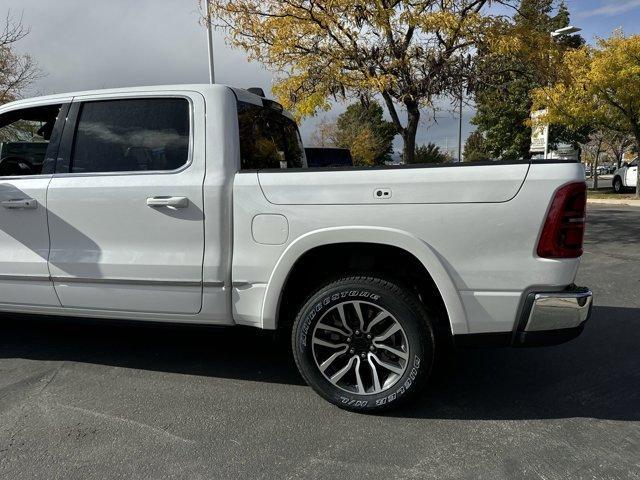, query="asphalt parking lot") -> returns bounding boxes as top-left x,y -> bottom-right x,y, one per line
0,204 -> 638,480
